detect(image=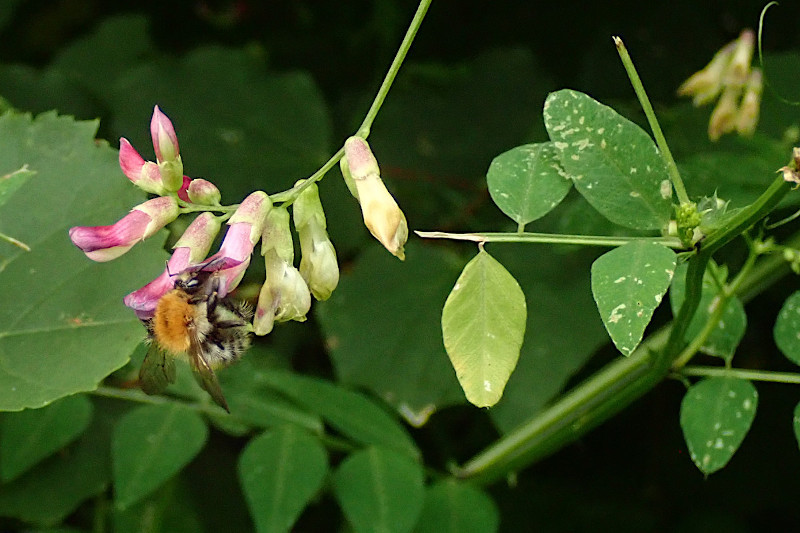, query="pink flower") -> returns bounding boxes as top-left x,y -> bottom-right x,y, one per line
69,196 -> 179,262
119,138 -> 165,195
123,213 -> 223,318
151,105 -> 180,163
177,175 -> 192,202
